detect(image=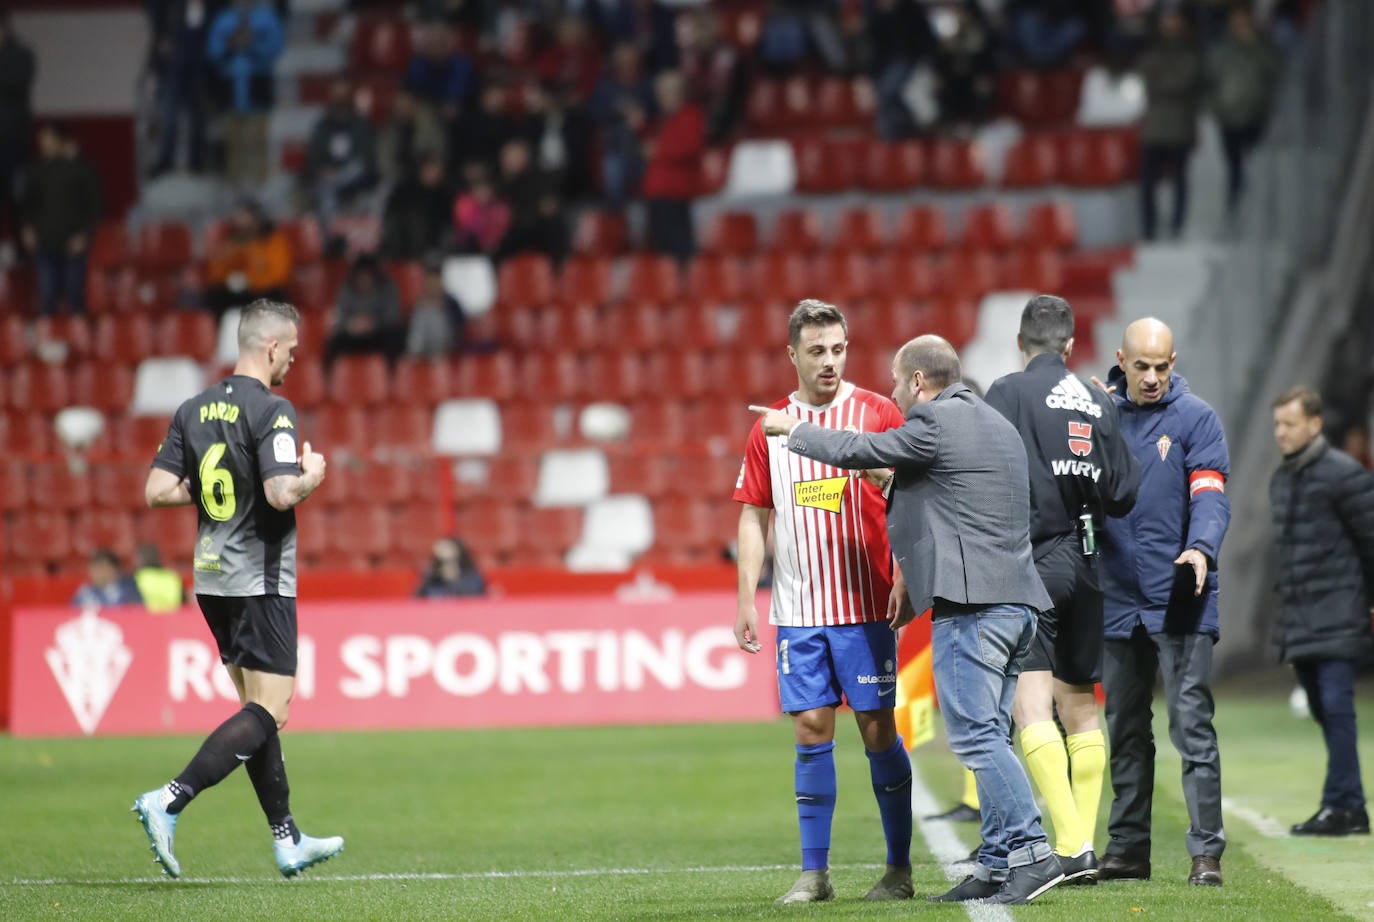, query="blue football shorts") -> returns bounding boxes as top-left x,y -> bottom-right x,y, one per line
775,621 -> 898,713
